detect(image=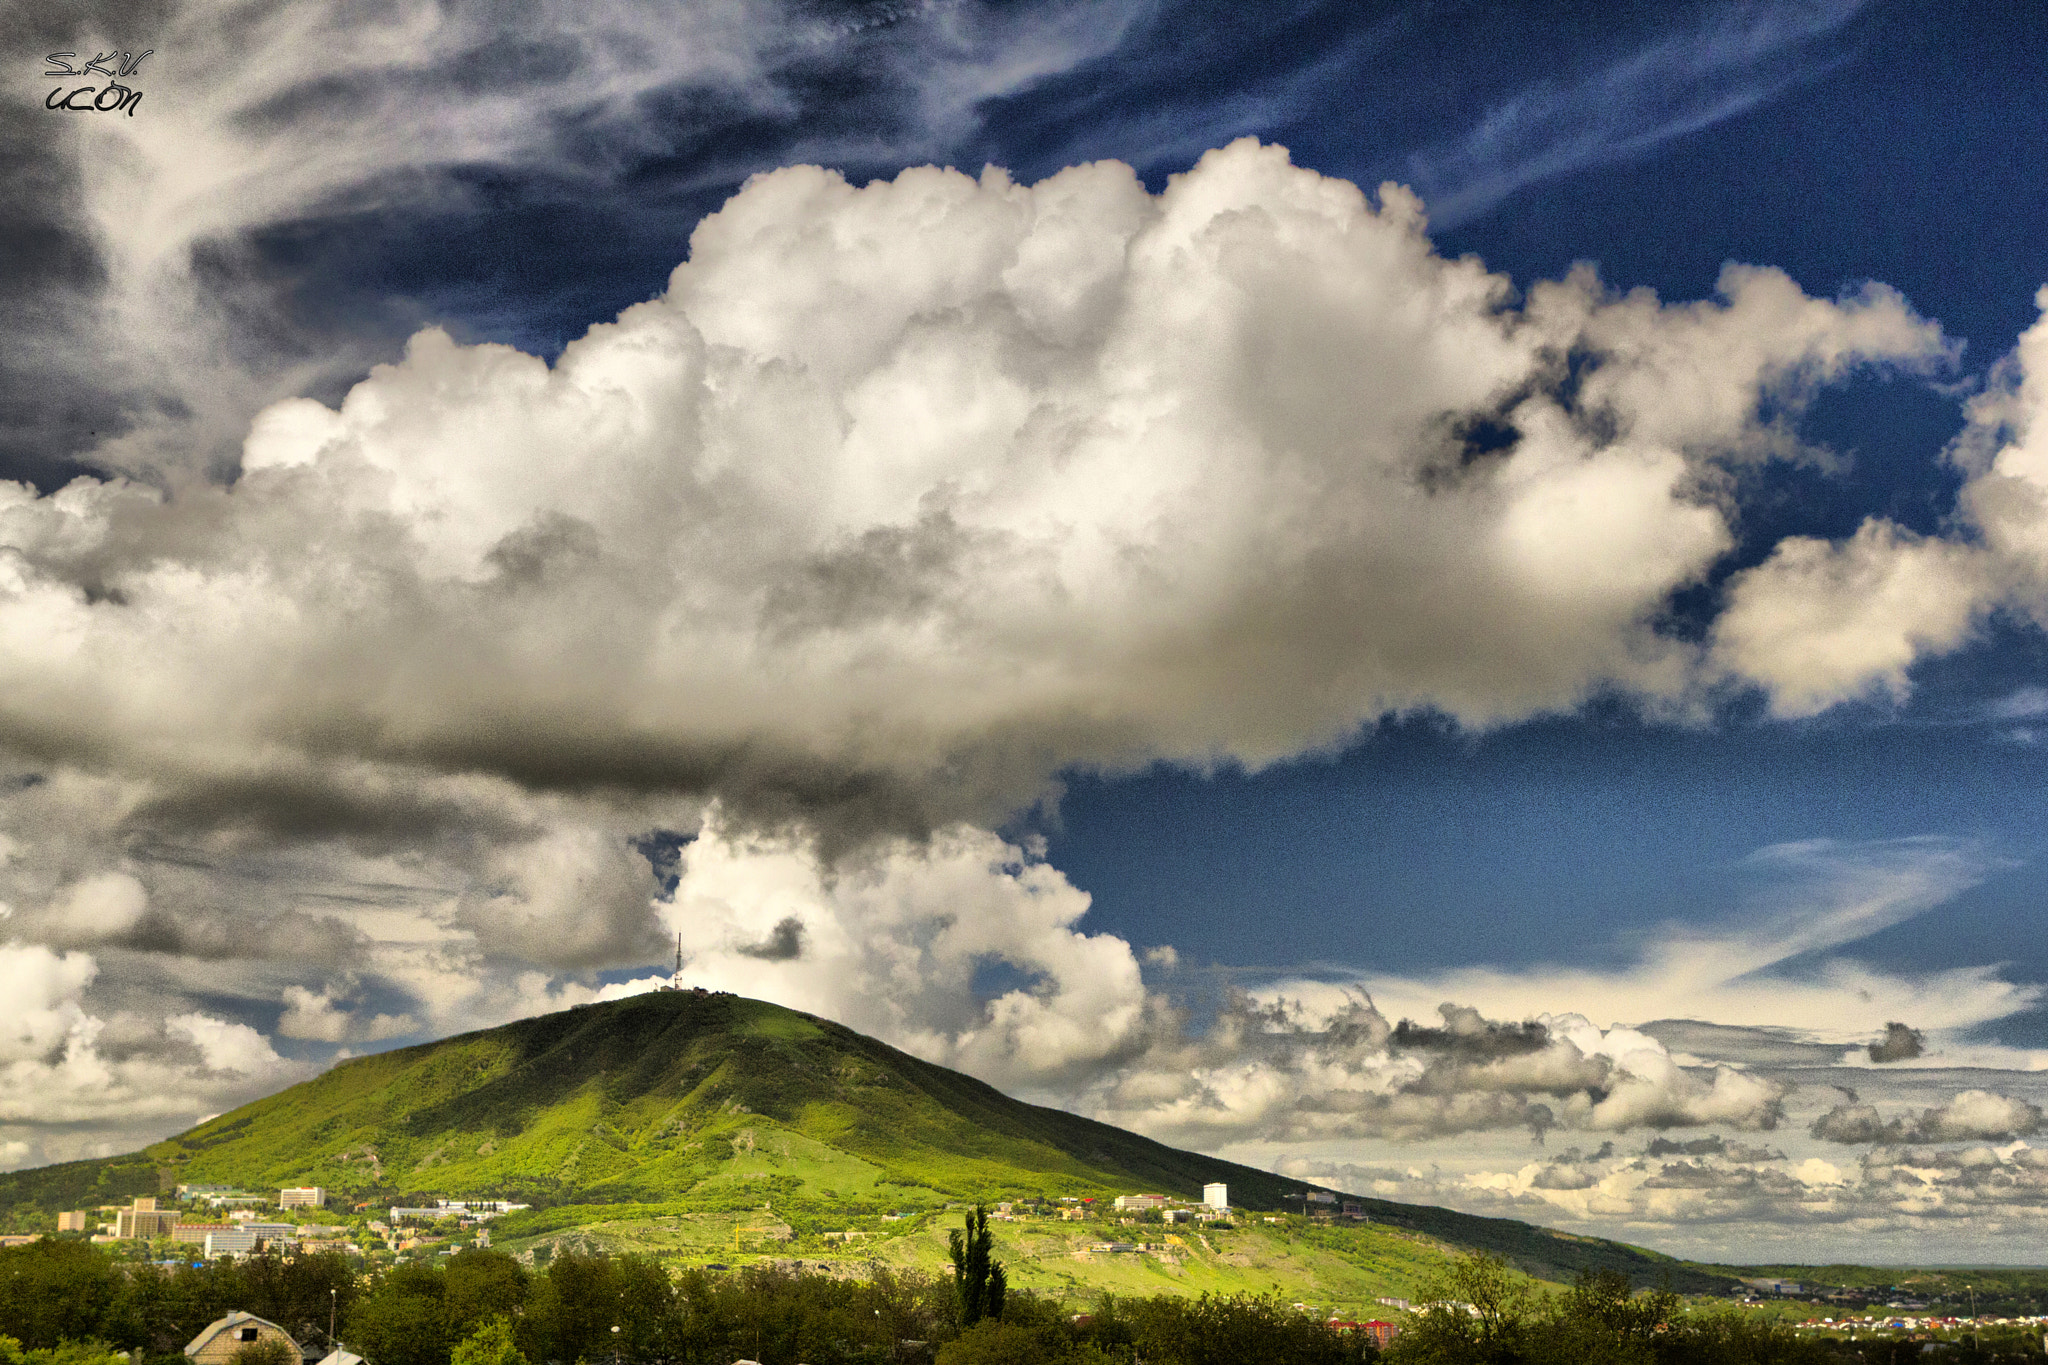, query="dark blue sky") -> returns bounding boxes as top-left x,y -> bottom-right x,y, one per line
1039,708 -> 2048,983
